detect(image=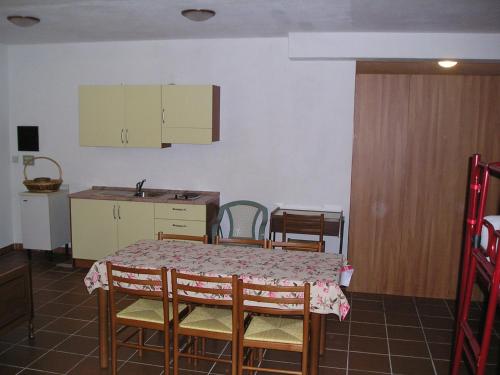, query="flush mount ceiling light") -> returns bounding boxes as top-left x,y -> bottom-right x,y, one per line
181,9 -> 216,22
7,15 -> 40,27
438,60 -> 458,68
